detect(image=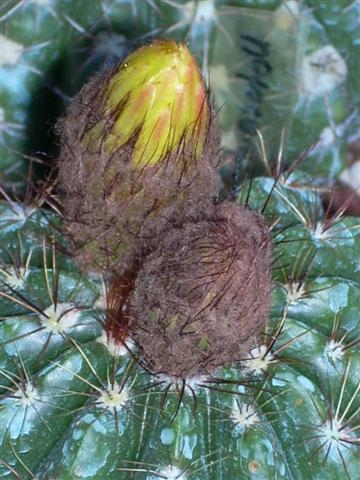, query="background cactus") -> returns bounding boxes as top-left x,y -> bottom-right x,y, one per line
0,1 -> 359,479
